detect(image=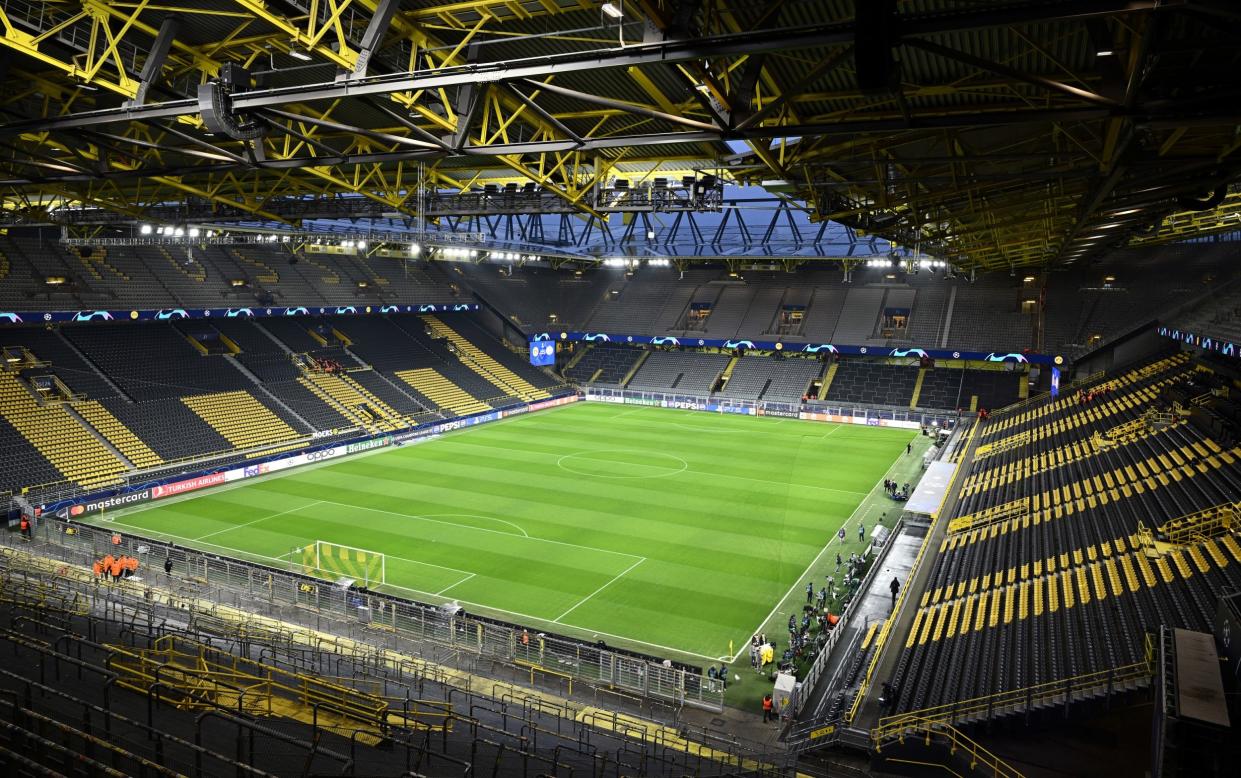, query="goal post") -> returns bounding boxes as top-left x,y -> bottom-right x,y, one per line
300,540 -> 385,587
